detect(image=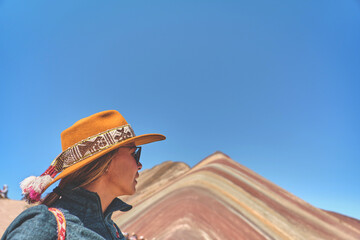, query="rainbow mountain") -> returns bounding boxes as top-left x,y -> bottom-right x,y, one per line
114,152 -> 360,240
